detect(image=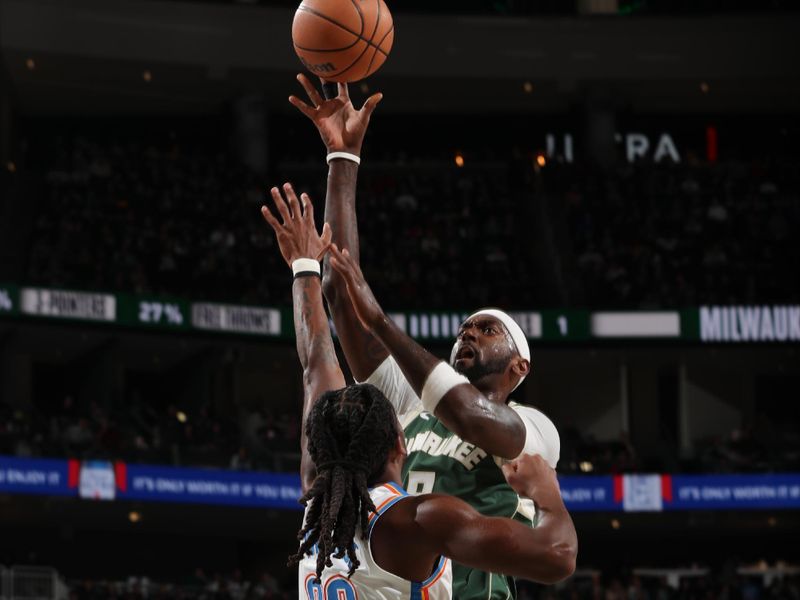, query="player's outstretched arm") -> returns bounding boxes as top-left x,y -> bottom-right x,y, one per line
289,74 -> 388,381
413,454 -> 577,584
260,183 -> 344,494
329,244 -> 528,459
